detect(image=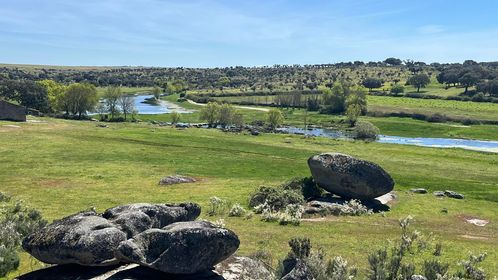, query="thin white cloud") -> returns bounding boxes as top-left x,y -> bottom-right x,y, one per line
417,25 -> 445,34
